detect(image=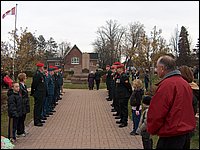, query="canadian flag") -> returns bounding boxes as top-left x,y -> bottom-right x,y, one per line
2,7 -> 15,19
